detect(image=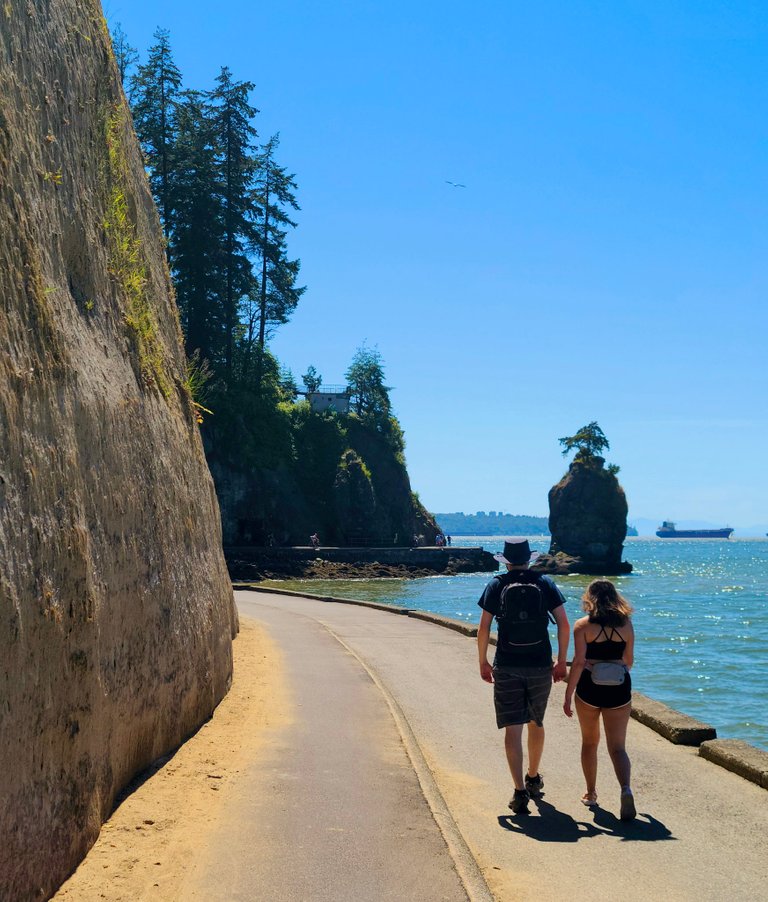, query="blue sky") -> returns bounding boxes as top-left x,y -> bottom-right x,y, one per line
106,1 -> 768,526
